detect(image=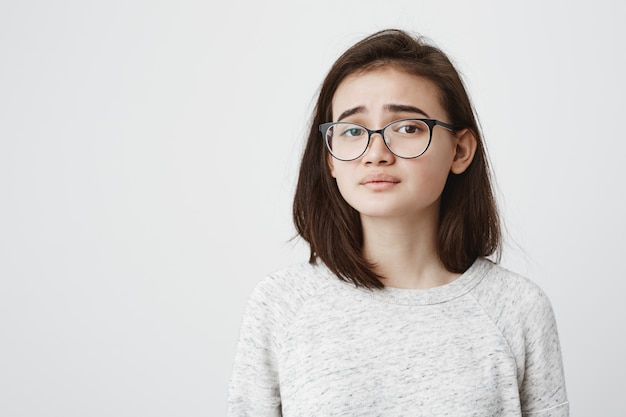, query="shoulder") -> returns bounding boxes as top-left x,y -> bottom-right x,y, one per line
470,260 -> 562,380
469,261 -> 559,351
250,261 -> 337,307
471,259 -> 554,322
472,263 -> 568,412
228,262 -> 338,412
243,261 -> 338,344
